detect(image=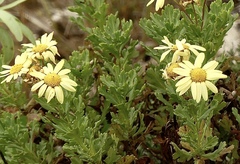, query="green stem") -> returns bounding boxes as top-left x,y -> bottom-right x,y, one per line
201,0 -> 207,30
25,98 -> 37,113
192,3 -> 198,26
